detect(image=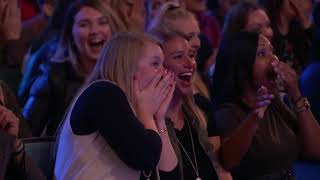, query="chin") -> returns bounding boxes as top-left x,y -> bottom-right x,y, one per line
177,86 -> 193,96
